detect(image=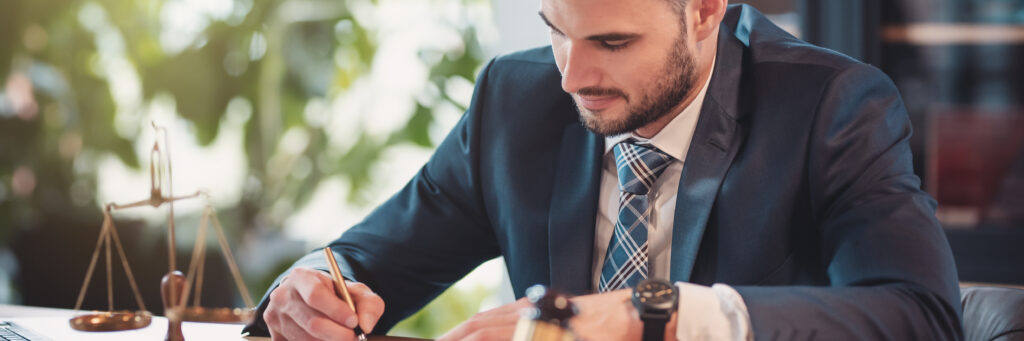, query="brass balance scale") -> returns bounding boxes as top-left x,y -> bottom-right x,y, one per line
70,123 -> 255,340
